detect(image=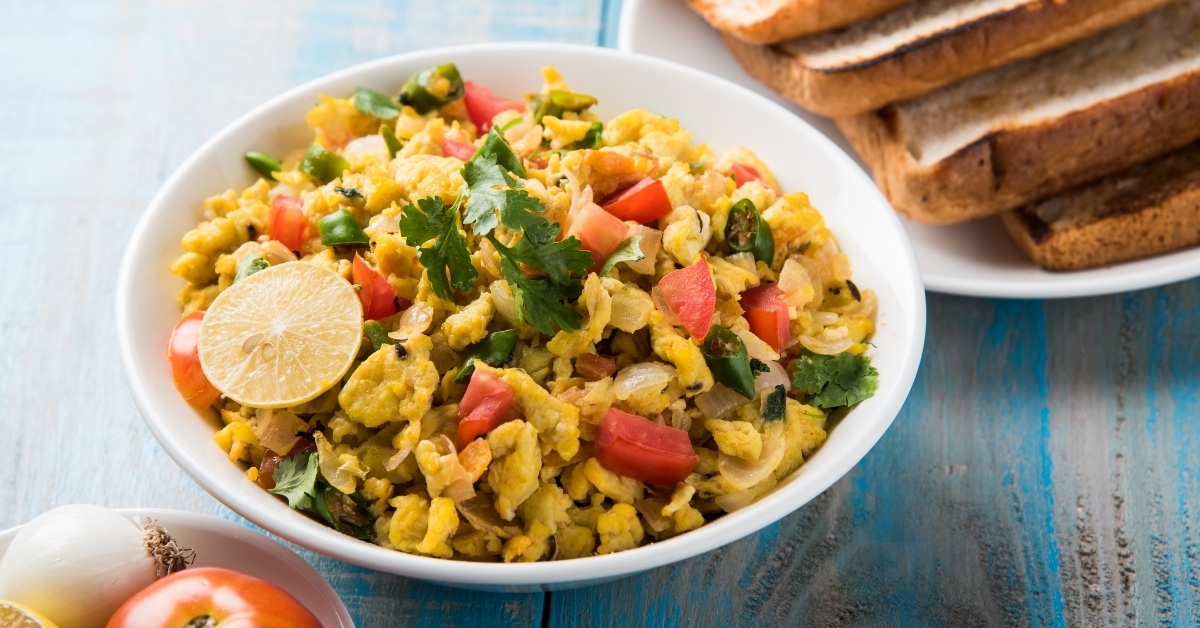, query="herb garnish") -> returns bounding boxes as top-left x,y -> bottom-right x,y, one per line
791,352 -> 879,411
